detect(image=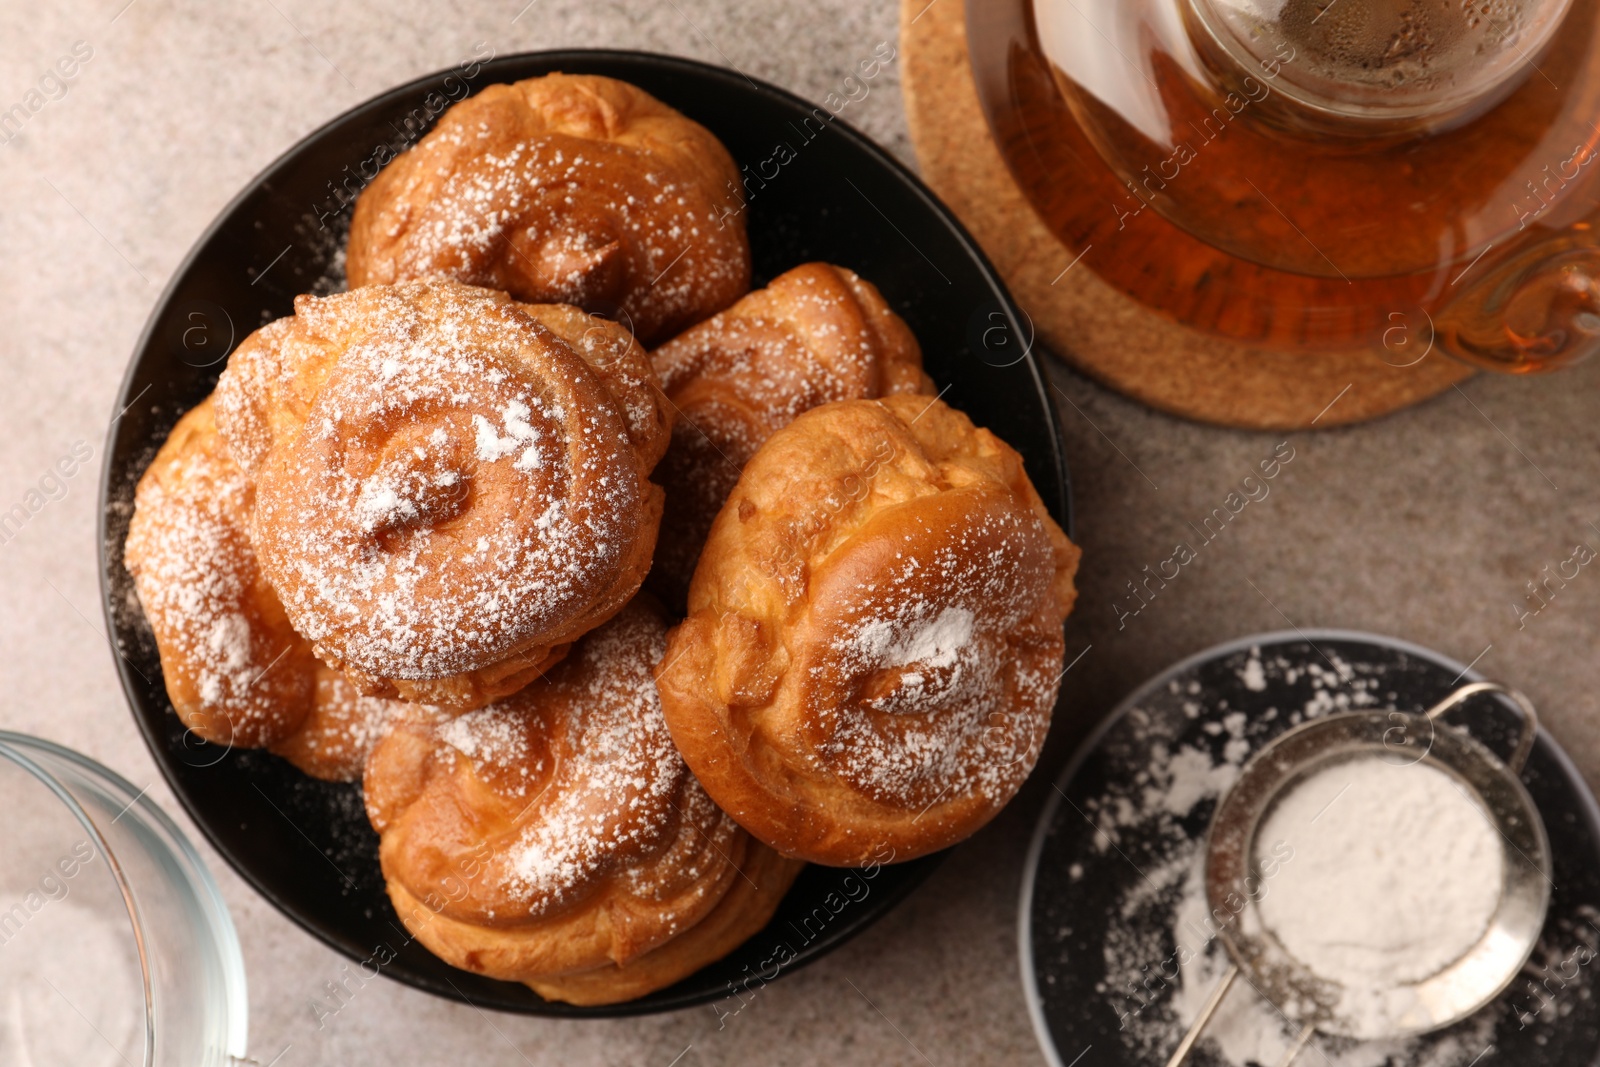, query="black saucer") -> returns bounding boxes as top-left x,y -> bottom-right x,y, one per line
1022,631 -> 1600,1066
